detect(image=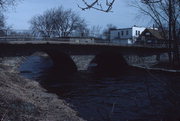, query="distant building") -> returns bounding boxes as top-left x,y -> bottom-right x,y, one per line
110,26 -> 146,45
66,37 -> 95,43
136,28 -> 165,45
70,31 -> 89,38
